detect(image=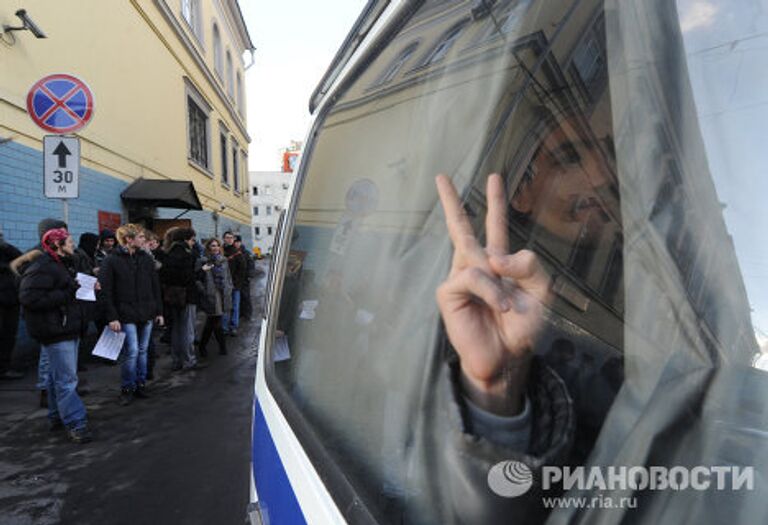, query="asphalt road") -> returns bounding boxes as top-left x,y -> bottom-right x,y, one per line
0,268 -> 267,525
